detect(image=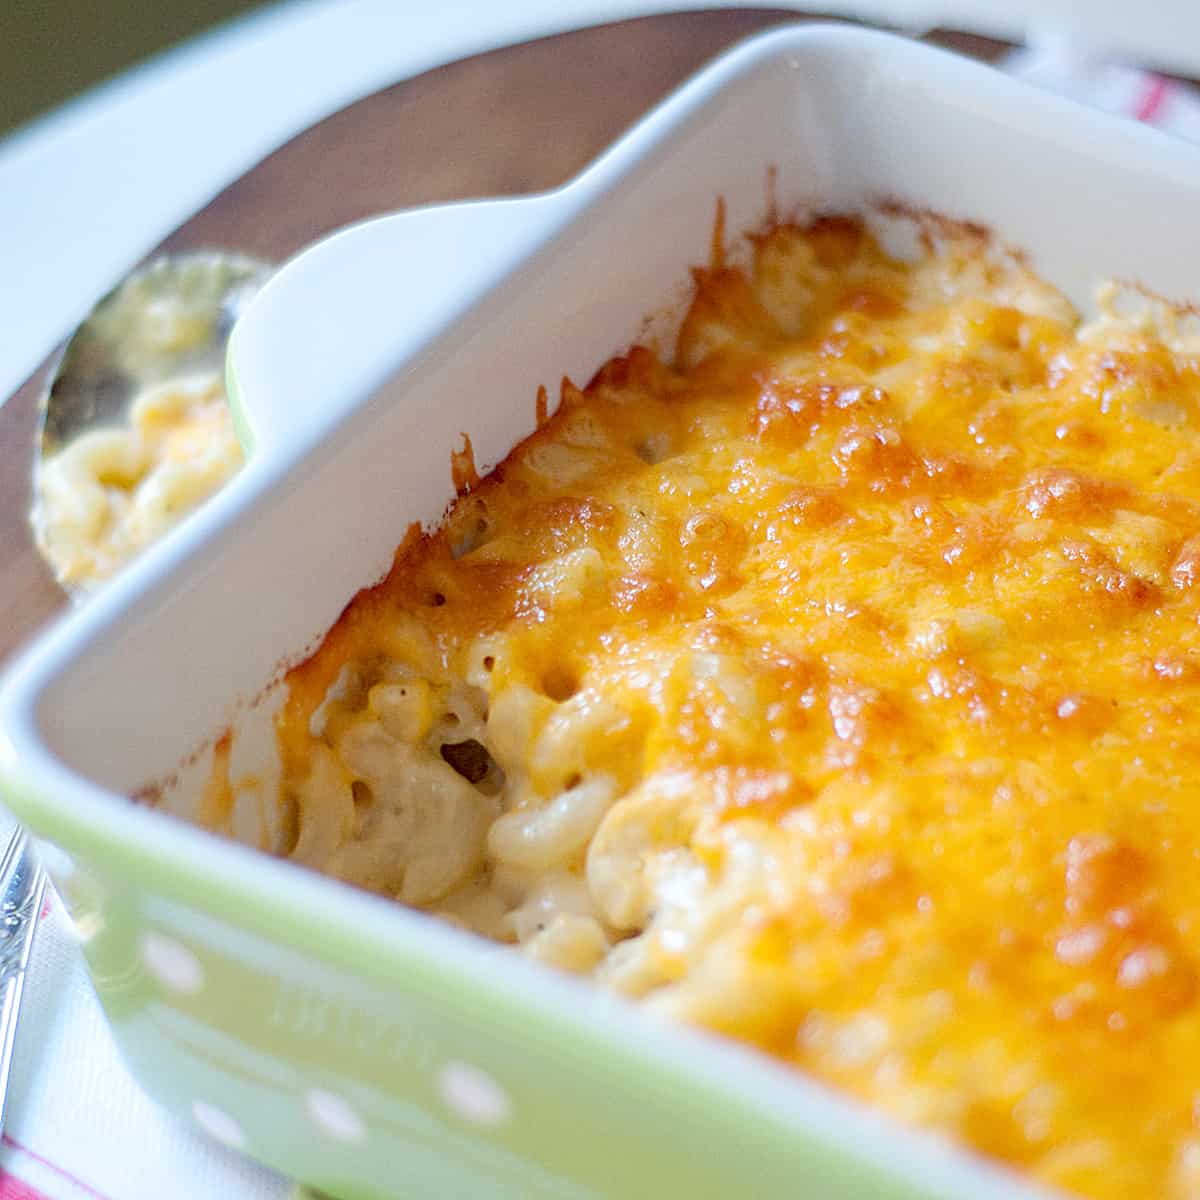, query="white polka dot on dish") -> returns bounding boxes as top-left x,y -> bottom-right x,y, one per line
191,1099 -> 246,1149
71,910 -> 105,944
436,1062 -> 511,1126
304,1088 -> 366,1143
139,931 -> 204,994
